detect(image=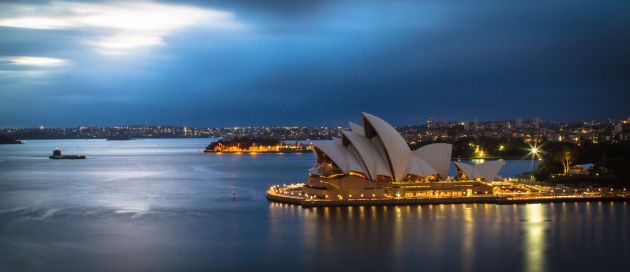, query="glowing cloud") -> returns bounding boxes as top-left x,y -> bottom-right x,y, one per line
8,56 -> 67,66
85,34 -> 165,55
0,1 -> 242,55
0,56 -> 67,78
